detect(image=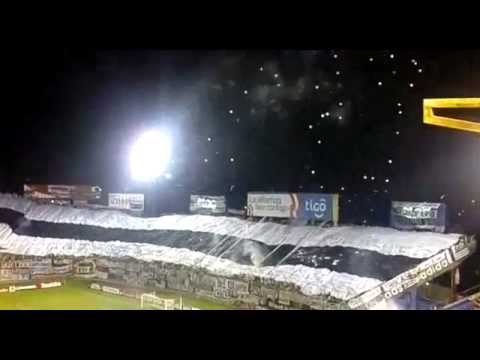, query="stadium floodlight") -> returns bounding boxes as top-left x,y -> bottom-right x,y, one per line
129,130 -> 172,182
